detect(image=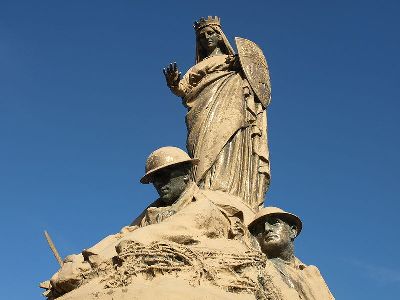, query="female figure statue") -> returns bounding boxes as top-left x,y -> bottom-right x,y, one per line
163,16 -> 270,211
